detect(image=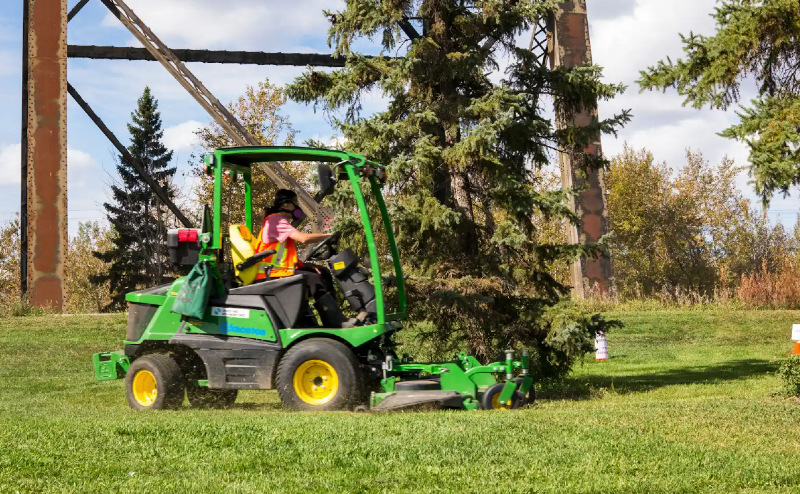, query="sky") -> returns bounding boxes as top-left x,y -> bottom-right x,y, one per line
0,0 -> 797,236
